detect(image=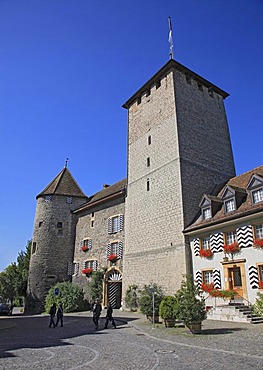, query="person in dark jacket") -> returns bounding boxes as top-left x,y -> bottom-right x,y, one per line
55,302 -> 63,327
49,303 -> 56,328
92,299 -> 102,329
104,303 -> 116,329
